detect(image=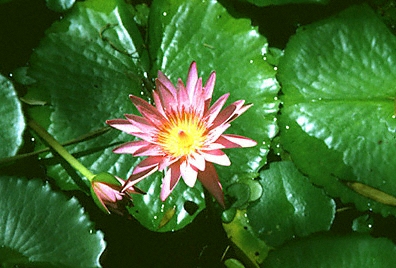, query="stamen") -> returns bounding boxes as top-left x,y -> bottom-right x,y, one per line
157,112 -> 206,157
